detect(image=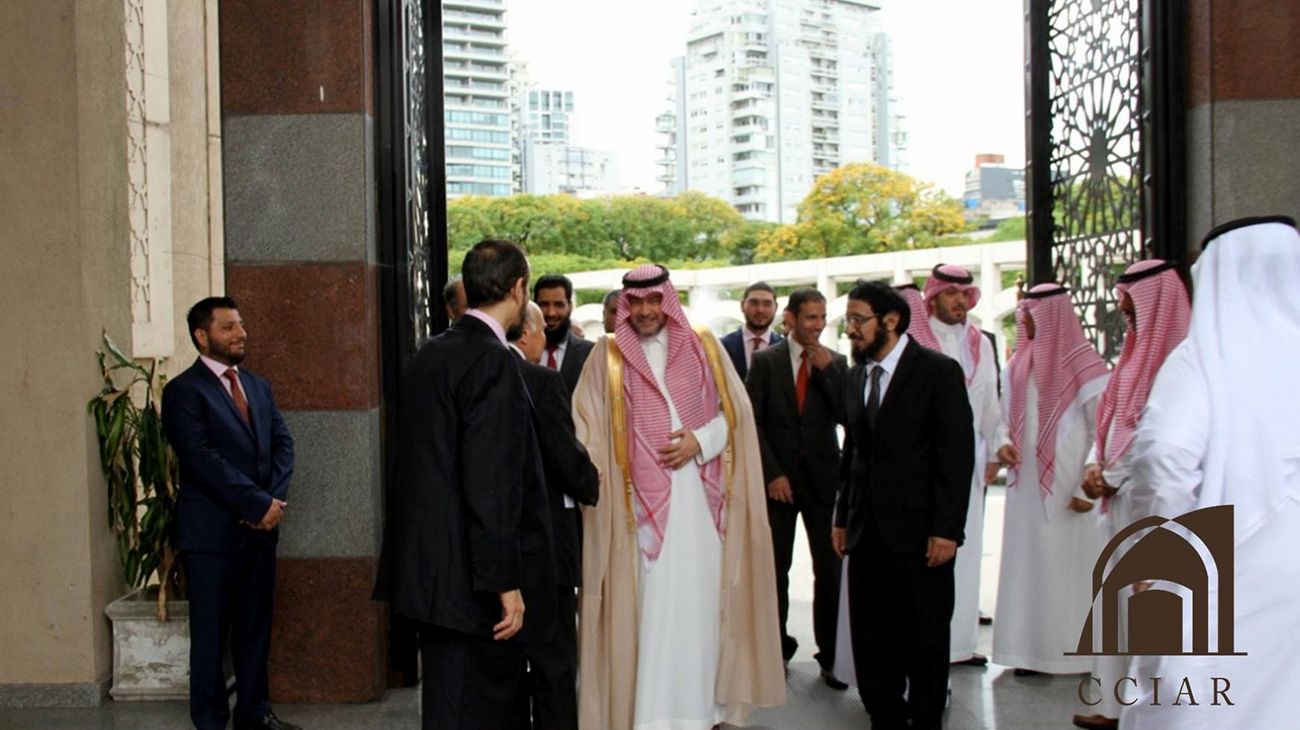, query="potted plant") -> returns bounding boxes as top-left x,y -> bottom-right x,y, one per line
91,332 -> 188,701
